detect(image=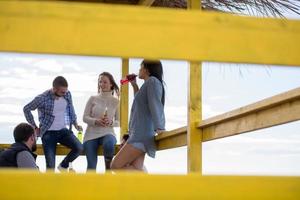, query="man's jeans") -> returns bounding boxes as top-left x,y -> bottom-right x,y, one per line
42,128 -> 83,169
83,134 -> 116,169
